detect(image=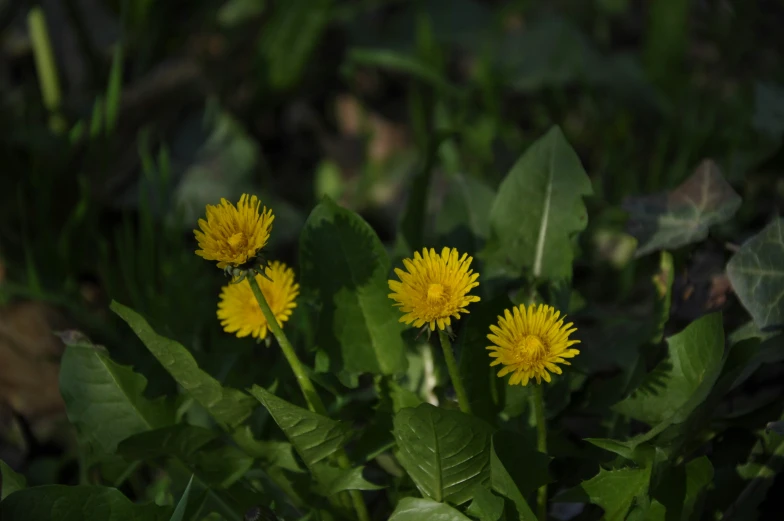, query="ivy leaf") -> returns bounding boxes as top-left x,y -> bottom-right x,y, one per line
614,312 -> 724,428
393,403 -> 494,505
0,486 -> 171,520
388,497 -> 473,521
623,159 -> 741,257
0,461 -> 26,500
248,385 -> 349,469
485,125 -> 592,281
726,218 -> 784,330
299,197 -> 408,376
111,302 -> 257,430
59,343 -> 175,454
